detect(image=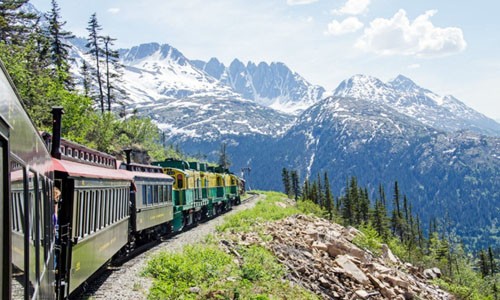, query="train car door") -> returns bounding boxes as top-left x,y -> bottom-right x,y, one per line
0,117 -> 10,300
